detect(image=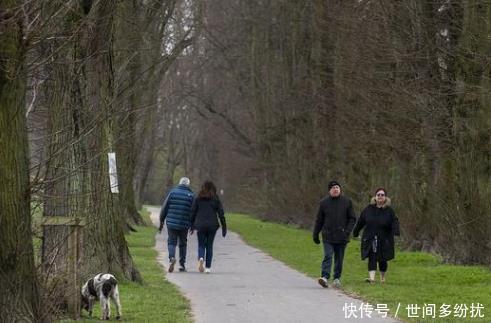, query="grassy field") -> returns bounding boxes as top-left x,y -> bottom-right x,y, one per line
227,213 -> 490,322
59,209 -> 191,322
